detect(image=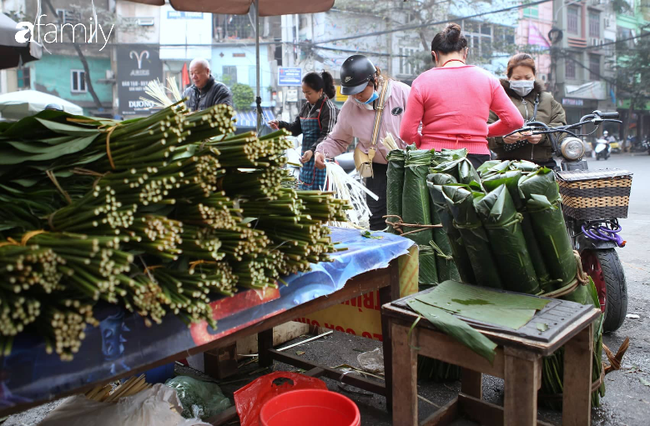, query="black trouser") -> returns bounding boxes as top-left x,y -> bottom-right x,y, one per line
366,163 -> 388,231
467,154 -> 491,169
